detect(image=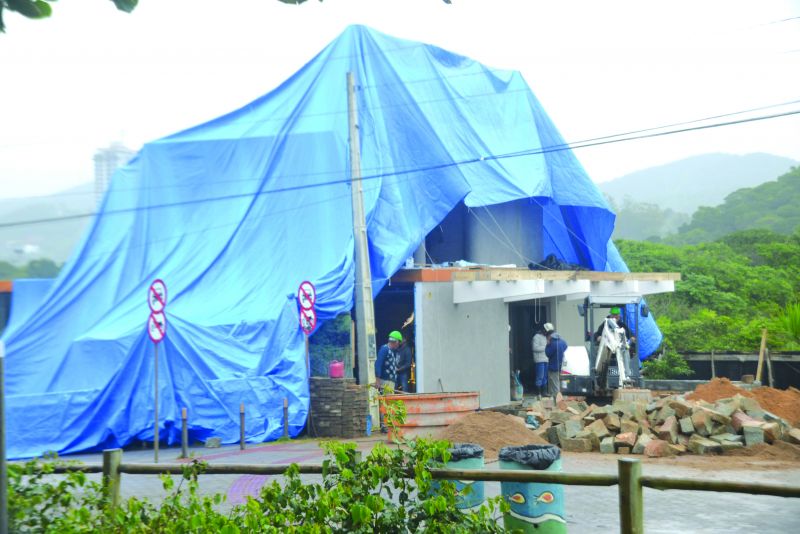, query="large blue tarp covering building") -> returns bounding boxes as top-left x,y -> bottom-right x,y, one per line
3,25 -> 660,459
